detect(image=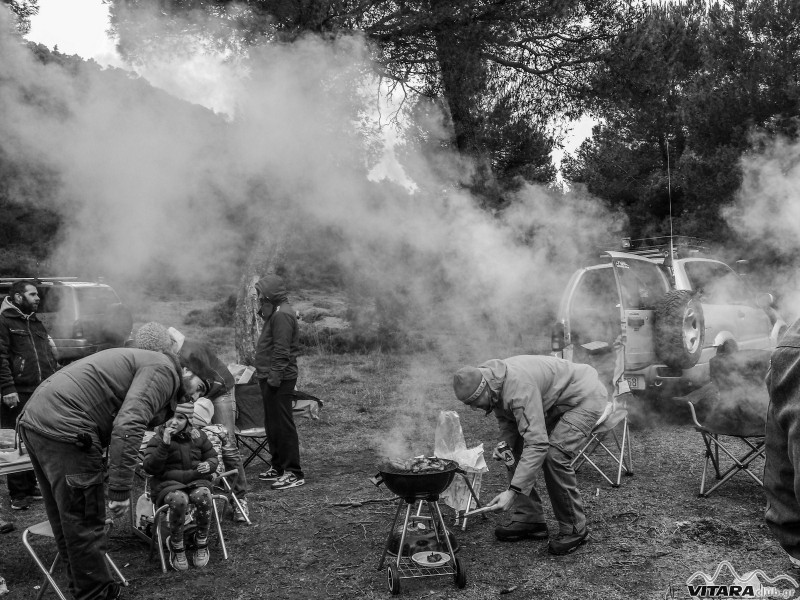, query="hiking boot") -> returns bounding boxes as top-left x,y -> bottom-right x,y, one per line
0,519 -> 14,534
271,473 -> 305,490
548,529 -> 589,555
494,521 -> 549,542
233,499 -> 249,523
11,497 -> 29,511
167,537 -> 189,571
28,486 -> 43,501
258,467 -> 281,481
193,536 -> 210,568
